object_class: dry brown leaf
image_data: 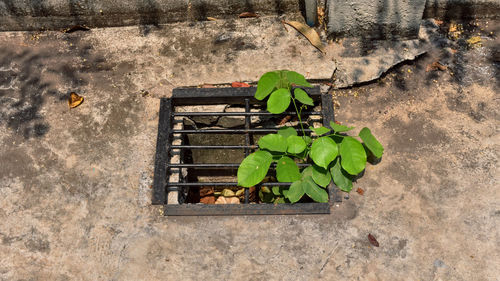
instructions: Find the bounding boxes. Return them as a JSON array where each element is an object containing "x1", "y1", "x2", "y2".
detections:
[
  {"x1": 239, "y1": 12, "x2": 259, "y2": 18},
  {"x1": 279, "y1": 115, "x2": 292, "y2": 125},
  {"x1": 200, "y1": 196, "x2": 215, "y2": 204},
  {"x1": 215, "y1": 196, "x2": 240, "y2": 204},
  {"x1": 356, "y1": 188, "x2": 365, "y2": 195},
  {"x1": 206, "y1": 17, "x2": 217, "y2": 21},
  {"x1": 68, "y1": 92, "x2": 84, "y2": 108},
  {"x1": 368, "y1": 233, "x2": 379, "y2": 247},
  {"x1": 284, "y1": 21, "x2": 325, "y2": 53},
  {"x1": 426, "y1": 61, "x2": 448, "y2": 72},
  {"x1": 231, "y1": 82, "x2": 250, "y2": 88},
  {"x1": 466, "y1": 36, "x2": 482, "y2": 46}
]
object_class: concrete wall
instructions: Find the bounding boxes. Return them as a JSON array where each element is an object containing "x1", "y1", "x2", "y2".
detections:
[
  {"x1": 326, "y1": 0, "x2": 427, "y2": 40},
  {"x1": 0, "y1": 0, "x2": 300, "y2": 31},
  {"x1": 0, "y1": 0, "x2": 499, "y2": 33},
  {"x1": 423, "y1": 0, "x2": 500, "y2": 19}
]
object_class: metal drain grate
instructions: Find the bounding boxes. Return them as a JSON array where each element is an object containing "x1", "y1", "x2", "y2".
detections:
[{"x1": 153, "y1": 87, "x2": 342, "y2": 216}]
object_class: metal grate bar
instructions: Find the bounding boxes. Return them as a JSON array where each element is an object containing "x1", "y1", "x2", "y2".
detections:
[
  {"x1": 172, "y1": 128, "x2": 312, "y2": 134},
  {"x1": 244, "y1": 98, "x2": 251, "y2": 204},
  {"x1": 173, "y1": 111, "x2": 321, "y2": 116},
  {"x1": 152, "y1": 98, "x2": 172, "y2": 205},
  {"x1": 167, "y1": 182, "x2": 293, "y2": 186},
  {"x1": 171, "y1": 145, "x2": 258, "y2": 149},
  {"x1": 167, "y1": 163, "x2": 311, "y2": 168}
]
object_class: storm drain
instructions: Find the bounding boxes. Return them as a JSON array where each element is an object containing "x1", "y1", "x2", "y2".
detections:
[{"x1": 152, "y1": 87, "x2": 342, "y2": 216}]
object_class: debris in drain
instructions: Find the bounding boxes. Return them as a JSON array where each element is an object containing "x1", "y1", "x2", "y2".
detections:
[{"x1": 215, "y1": 196, "x2": 240, "y2": 204}]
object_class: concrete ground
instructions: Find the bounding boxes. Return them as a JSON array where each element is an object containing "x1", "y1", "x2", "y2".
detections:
[{"x1": 0, "y1": 16, "x2": 499, "y2": 280}]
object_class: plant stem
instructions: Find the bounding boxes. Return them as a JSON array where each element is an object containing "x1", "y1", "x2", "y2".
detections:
[{"x1": 291, "y1": 95, "x2": 306, "y2": 137}]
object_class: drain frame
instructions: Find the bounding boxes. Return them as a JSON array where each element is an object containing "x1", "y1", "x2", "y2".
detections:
[{"x1": 153, "y1": 87, "x2": 342, "y2": 216}]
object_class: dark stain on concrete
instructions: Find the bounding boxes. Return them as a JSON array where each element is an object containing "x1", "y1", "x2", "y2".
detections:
[
  {"x1": 384, "y1": 116, "x2": 449, "y2": 154},
  {"x1": 24, "y1": 228, "x2": 50, "y2": 253}
]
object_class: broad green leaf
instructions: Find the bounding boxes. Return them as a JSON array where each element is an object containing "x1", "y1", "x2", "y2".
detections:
[
  {"x1": 303, "y1": 176, "x2": 329, "y2": 203},
  {"x1": 277, "y1": 126, "x2": 297, "y2": 139},
  {"x1": 294, "y1": 88, "x2": 314, "y2": 106},
  {"x1": 259, "y1": 190, "x2": 274, "y2": 203},
  {"x1": 340, "y1": 137, "x2": 367, "y2": 175},
  {"x1": 303, "y1": 136, "x2": 312, "y2": 144},
  {"x1": 329, "y1": 121, "x2": 354, "y2": 133},
  {"x1": 275, "y1": 197, "x2": 287, "y2": 204},
  {"x1": 267, "y1": 88, "x2": 291, "y2": 114},
  {"x1": 255, "y1": 71, "x2": 280, "y2": 100},
  {"x1": 286, "y1": 136, "x2": 306, "y2": 154},
  {"x1": 329, "y1": 158, "x2": 353, "y2": 192},
  {"x1": 276, "y1": 156, "x2": 301, "y2": 182},
  {"x1": 272, "y1": 186, "x2": 289, "y2": 196},
  {"x1": 301, "y1": 166, "x2": 313, "y2": 178},
  {"x1": 309, "y1": 126, "x2": 330, "y2": 136},
  {"x1": 359, "y1": 127, "x2": 384, "y2": 158},
  {"x1": 310, "y1": 137, "x2": 338, "y2": 169},
  {"x1": 260, "y1": 186, "x2": 271, "y2": 193},
  {"x1": 286, "y1": 71, "x2": 312, "y2": 87},
  {"x1": 258, "y1": 134, "x2": 287, "y2": 153},
  {"x1": 312, "y1": 165, "x2": 331, "y2": 187},
  {"x1": 286, "y1": 180, "x2": 305, "y2": 203},
  {"x1": 237, "y1": 150, "x2": 273, "y2": 187}
]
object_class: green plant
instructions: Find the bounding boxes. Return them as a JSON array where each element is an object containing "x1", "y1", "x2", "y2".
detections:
[{"x1": 237, "y1": 70, "x2": 384, "y2": 203}]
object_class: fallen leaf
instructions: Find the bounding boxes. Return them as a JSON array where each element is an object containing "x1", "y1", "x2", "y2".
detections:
[
  {"x1": 206, "y1": 17, "x2": 217, "y2": 21},
  {"x1": 356, "y1": 188, "x2": 364, "y2": 195},
  {"x1": 221, "y1": 189, "x2": 235, "y2": 197},
  {"x1": 448, "y1": 23, "x2": 459, "y2": 33},
  {"x1": 231, "y1": 82, "x2": 250, "y2": 87},
  {"x1": 200, "y1": 196, "x2": 215, "y2": 204},
  {"x1": 235, "y1": 189, "x2": 245, "y2": 197},
  {"x1": 63, "y1": 25, "x2": 90, "y2": 33},
  {"x1": 466, "y1": 36, "x2": 482, "y2": 46},
  {"x1": 284, "y1": 21, "x2": 325, "y2": 53},
  {"x1": 68, "y1": 92, "x2": 84, "y2": 108},
  {"x1": 199, "y1": 187, "x2": 214, "y2": 197},
  {"x1": 239, "y1": 12, "x2": 259, "y2": 18},
  {"x1": 368, "y1": 234, "x2": 379, "y2": 247},
  {"x1": 279, "y1": 115, "x2": 292, "y2": 125},
  {"x1": 334, "y1": 121, "x2": 342, "y2": 125},
  {"x1": 426, "y1": 61, "x2": 448, "y2": 72},
  {"x1": 215, "y1": 196, "x2": 240, "y2": 204}
]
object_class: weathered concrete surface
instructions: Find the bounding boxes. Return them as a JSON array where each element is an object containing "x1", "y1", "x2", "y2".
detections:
[
  {"x1": 1, "y1": 18, "x2": 499, "y2": 280},
  {"x1": 332, "y1": 38, "x2": 428, "y2": 88},
  {"x1": 0, "y1": 0, "x2": 300, "y2": 31},
  {"x1": 0, "y1": 15, "x2": 335, "y2": 98},
  {"x1": 327, "y1": 0, "x2": 427, "y2": 40}
]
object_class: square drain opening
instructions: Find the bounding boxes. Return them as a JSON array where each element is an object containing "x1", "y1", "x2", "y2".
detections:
[{"x1": 153, "y1": 87, "x2": 342, "y2": 216}]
